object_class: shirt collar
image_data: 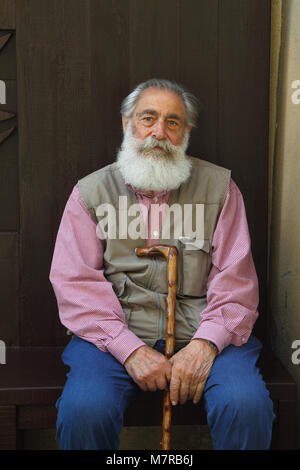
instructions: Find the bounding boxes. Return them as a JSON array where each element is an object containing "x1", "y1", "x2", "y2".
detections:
[{"x1": 125, "y1": 182, "x2": 169, "y2": 200}]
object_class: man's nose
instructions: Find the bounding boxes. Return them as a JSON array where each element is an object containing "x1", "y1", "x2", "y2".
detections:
[{"x1": 151, "y1": 120, "x2": 167, "y2": 140}]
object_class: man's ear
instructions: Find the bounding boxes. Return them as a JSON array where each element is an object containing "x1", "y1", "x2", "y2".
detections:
[{"x1": 122, "y1": 115, "x2": 129, "y2": 133}]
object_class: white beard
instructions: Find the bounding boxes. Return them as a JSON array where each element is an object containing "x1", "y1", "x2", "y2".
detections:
[{"x1": 116, "y1": 122, "x2": 192, "y2": 192}]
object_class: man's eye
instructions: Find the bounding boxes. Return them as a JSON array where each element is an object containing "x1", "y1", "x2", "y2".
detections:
[
  {"x1": 143, "y1": 116, "x2": 153, "y2": 122},
  {"x1": 168, "y1": 120, "x2": 177, "y2": 126}
]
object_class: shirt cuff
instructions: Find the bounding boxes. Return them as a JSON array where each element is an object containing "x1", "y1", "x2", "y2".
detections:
[
  {"x1": 104, "y1": 328, "x2": 146, "y2": 365},
  {"x1": 192, "y1": 321, "x2": 234, "y2": 354}
]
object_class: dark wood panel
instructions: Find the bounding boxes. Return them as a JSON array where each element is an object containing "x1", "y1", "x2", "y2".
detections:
[
  {"x1": 129, "y1": 0, "x2": 220, "y2": 165},
  {"x1": 0, "y1": 233, "x2": 19, "y2": 346},
  {"x1": 129, "y1": 0, "x2": 179, "y2": 85},
  {"x1": 16, "y1": 0, "x2": 129, "y2": 346},
  {"x1": 179, "y1": 0, "x2": 219, "y2": 162},
  {"x1": 0, "y1": 347, "x2": 67, "y2": 405},
  {"x1": 0, "y1": 405, "x2": 16, "y2": 450},
  {"x1": 0, "y1": 30, "x2": 18, "y2": 232},
  {"x1": 0, "y1": 348, "x2": 296, "y2": 450},
  {"x1": 14, "y1": 0, "x2": 271, "y2": 347},
  {"x1": 87, "y1": 0, "x2": 130, "y2": 173},
  {"x1": 218, "y1": 0, "x2": 271, "y2": 340},
  {"x1": 0, "y1": 31, "x2": 16, "y2": 79},
  {"x1": 0, "y1": 128, "x2": 18, "y2": 230},
  {"x1": 0, "y1": 0, "x2": 15, "y2": 29},
  {"x1": 0, "y1": 77, "x2": 19, "y2": 231},
  {"x1": 18, "y1": 405, "x2": 57, "y2": 430},
  {"x1": 218, "y1": 0, "x2": 271, "y2": 179}
]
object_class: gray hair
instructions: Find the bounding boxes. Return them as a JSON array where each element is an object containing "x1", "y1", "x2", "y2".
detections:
[{"x1": 120, "y1": 79, "x2": 199, "y2": 127}]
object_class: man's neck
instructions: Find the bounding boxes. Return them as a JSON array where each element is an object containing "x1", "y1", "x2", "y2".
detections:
[{"x1": 125, "y1": 183, "x2": 169, "y2": 199}]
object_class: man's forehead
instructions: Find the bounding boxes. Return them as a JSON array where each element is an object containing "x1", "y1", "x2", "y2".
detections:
[{"x1": 134, "y1": 87, "x2": 186, "y2": 117}]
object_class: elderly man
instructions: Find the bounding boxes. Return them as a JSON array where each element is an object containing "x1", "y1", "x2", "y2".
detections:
[{"x1": 50, "y1": 79, "x2": 275, "y2": 450}]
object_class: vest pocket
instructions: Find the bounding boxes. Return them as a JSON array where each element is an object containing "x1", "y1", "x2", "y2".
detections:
[
  {"x1": 112, "y1": 276, "x2": 127, "y2": 297},
  {"x1": 181, "y1": 244, "x2": 211, "y2": 297},
  {"x1": 113, "y1": 275, "x2": 160, "y2": 341},
  {"x1": 112, "y1": 277, "x2": 131, "y2": 323}
]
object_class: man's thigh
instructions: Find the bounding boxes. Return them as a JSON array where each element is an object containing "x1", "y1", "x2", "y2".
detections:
[
  {"x1": 58, "y1": 335, "x2": 139, "y2": 414},
  {"x1": 202, "y1": 334, "x2": 275, "y2": 449},
  {"x1": 205, "y1": 334, "x2": 263, "y2": 387},
  {"x1": 203, "y1": 334, "x2": 269, "y2": 407}
]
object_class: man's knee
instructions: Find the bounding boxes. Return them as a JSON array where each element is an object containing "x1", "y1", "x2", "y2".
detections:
[
  {"x1": 206, "y1": 378, "x2": 275, "y2": 449},
  {"x1": 56, "y1": 388, "x2": 124, "y2": 450},
  {"x1": 57, "y1": 390, "x2": 120, "y2": 431},
  {"x1": 210, "y1": 378, "x2": 274, "y2": 421}
]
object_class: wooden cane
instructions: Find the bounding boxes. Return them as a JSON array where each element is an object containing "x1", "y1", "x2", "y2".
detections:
[{"x1": 135, "y1": 244, "x2": 178, "y2": 450}]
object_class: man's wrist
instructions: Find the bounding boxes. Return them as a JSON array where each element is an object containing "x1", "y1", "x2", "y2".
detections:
[
  {"x1": 200, "y1": 339, "x2": 219, "y2": 354},
  {"x1": 191, "y1": 338, "x2": 219, "y2": 354}
]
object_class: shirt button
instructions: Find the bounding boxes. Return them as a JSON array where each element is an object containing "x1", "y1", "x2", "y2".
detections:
[
  {"x1": 153, "y1": 231, "x2": 159, "y2": 237},
  {"x1": 242, "y1": 337, "x2": 245, "y2": 343},
  {"x1": 153, "y1": 196, "x2": 158, "y2": 202}
]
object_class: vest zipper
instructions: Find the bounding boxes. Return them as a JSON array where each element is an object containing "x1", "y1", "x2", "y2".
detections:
[
  {"x1": 146, "y1": 258, "x2": 157, "y2": 290},
  {"x1": 146, "y1": 258, "x2": 165, "y2": 340},
  {"x1": 156, "y1": 292, "x2": 165, "y2": 340}
]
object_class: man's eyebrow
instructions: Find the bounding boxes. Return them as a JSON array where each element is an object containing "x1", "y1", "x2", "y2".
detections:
[
  {"x1": 166, "y1": 113, "x2": 182, "y2": 121},
  {"x1": 136, "y1": 109, "x2": 158, "y2": 118},
  {"x1": 136, "y1": 110, "x2": 183, "y2": 121}
]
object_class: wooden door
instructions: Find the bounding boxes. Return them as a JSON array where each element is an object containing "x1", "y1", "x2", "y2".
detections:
[{"x1": 0, "y1": 0, "x2": 270, "y2": 348}]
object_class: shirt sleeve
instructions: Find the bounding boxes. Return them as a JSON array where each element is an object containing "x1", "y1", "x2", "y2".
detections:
[
  {"x1": 192, "y1": 179, "x2": 259, "y2": 353},
  {"x1": 49, "y1": 184, "x2": 146, "y2": 364}
]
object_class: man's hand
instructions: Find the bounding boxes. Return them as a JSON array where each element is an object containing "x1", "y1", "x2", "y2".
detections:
[
  {"x1": 169, "y1": 339, "x2": 217, "y2": 406},
  {"x1": 124, "y1": 345, "x2": 172, "y2": 392}
]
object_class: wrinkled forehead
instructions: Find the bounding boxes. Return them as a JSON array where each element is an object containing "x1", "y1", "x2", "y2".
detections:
[{"x1": 133, "y1": 87, "x2": 187, "y2": 121}]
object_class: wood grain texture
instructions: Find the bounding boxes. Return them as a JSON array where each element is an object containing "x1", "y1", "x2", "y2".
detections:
[
  {"x1": 14, "y1": 0, "x2": 270, "y2": 346},
  {"x1": 0, "y1": 347, "x2": 295, "y2": 449},
  {"x1": 0, "y1": 0, "x2": 15, "y2": 29},
  {"x1": 0, "y1": 32, "x2": 16, "y2": 79},
  {"x1": 17, "y1": 405, "x2": 57, "y2": 430},
  {"x1": 0, "y1": 126, "x2": 15, "y2": 143},
  {"x1": 129, "y1": 0, "x2": 179, "y2": 85},
  {"x1": 16, "y1": 0, "x2": 129, "y2": 346},
  {"x1": 0, "y1": 33, "x2": 12, "y2": 51},
  {"x1": 0, "y1": 79, "x2": 19, "y2": 232},
  {"x1": 135, "y1": 244, "x2": 178, "y2": 450},
  {"x1": 0, "y1": 31, "x2": 18, "y2": 232},
  {"x1": 0, "y1": 405, "x2": 16, "y2": 450},
  {"x1": 0, "y1": 110, "x2": 15, "y2": 120},
  {"x1": 0, "y1": 233, "x2": 19, "y2": 346},
  {"x1": 218, "y1": 0, "x2": 271, "y2": 338},
  {"x1": 179, "y1": 0, "x2": 219, "y2": 161}
]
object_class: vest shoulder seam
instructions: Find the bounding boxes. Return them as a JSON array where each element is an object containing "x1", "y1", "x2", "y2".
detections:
[
  {"x1": 188, "y1": 156, "x2": 231, "y2": 174},
  {"x1": 78, "y1": 162, "x2": 120, "y2": 183}
]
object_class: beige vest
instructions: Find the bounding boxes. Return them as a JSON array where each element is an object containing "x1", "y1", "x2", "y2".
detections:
[{"x1": 78, "y1": 157, "x2": 231, "y2": 350}]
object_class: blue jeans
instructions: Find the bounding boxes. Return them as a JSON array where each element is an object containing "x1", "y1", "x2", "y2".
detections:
[{"x1": 56, "y1": 335, "x2": 275, "y2": 450}]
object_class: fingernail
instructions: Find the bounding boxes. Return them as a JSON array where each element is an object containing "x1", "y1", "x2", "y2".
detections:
[{"x1": 171, "y1": 401, "x2": 177, "y2": 406}]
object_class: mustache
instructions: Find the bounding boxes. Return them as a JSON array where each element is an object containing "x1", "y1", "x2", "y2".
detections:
[{"x1": 137, "y1": 137, "x2": 175, "y2": 155}]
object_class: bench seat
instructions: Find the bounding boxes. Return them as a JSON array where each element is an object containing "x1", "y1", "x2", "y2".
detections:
[{"x1": 0, "y1": 346, "x2": 296, "y2": 449}]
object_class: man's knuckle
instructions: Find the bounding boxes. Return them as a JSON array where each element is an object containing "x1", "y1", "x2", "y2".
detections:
[{"x1": 137, "y1": 372, "x2": 147, "y2": 383}]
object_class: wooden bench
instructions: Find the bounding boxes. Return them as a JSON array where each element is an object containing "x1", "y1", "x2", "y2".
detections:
[{"x1": 0, "y1": 346, "x2": 296, "y2": 450}]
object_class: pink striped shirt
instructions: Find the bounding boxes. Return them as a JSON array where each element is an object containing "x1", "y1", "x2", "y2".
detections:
[{"x1": 49, "y1": 179, "x2": 259, "y2": 364}]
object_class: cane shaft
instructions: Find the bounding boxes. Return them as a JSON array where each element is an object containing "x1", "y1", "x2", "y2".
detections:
[
  {"x1": 161, "y1": 390, "x2": 172, "y2": 450},
  {"x1": 135, "y1": 244, "x2": 178, "y2": 451}
]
